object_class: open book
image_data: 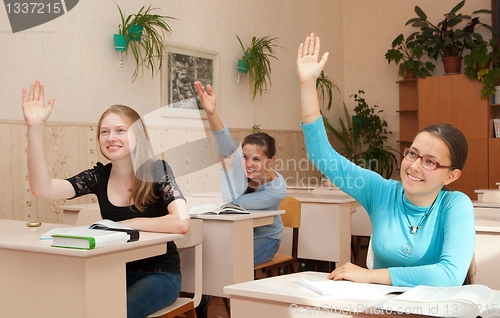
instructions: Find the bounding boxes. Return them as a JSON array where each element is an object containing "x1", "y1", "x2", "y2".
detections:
[
  {"x1": 40, "y1": 220, "x2": 139, "y2": 242},
  {"x1": 298, "y1": 277, "x2": 409, "y2": 298},
  {"x1": 189, "y1": 202, "x2": 249, "y2": 215},
  {"x1": 380, "y1": 285, "x2": 500, "y2": 318}
]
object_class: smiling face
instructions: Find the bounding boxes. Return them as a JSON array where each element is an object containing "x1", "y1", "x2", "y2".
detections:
[
  {"x1": 241, "y1": 143, "x2": 275, "y2": 182},
  {"x1": 98, "y1": 112, "x2": 133, "y2": 162},
  {"x1": 400, "y1": 131, "x2": 461, "y2": 206}
]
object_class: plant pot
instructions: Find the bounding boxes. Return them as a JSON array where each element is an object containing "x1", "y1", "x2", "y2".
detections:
[
  {"x1": 238, "y1": 59, "x2": 248, "y2": 73},
  {"x1": 442, "y1": 56, "x2": 463, "y2": 74},
  {"x1": 128, "y1": 25, "x2": 143, "y2": 41},
  {"x1": 113, "y1": 34, "x2": 128, "y2": 51},
  {"x1": 405, "y1": 68, "x2": 416, "y2": 79}
]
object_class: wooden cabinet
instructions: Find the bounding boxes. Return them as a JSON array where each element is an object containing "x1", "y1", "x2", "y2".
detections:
[{"x1": 398, "y1": 74, "x2": 491, "y2": 199}]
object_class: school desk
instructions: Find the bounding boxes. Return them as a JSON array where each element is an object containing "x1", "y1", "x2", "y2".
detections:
[
  {"x1": 61, "y1": 200, "x2": 285, "y2": 298},
  {"x1": 474, "y1": 205, "x2": 500, "y2": 289},
  {"x1": 223, "y1": 271, "x2": 420, "y2": 318},
  {"x1": 0, "y1": 219, "x2": 182, "y2": 318},
  {"x1": 191, "y1": 192, "x2": 363, "y2": 268}
]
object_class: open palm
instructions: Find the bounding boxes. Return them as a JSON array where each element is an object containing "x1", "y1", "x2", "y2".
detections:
[
  {"x1": 297, "y1": 33, "x2": 329, "y2": 83},
  {"x1": 194, "y1": 81, "x2": 216, "y2": 115},
  {"x1": 22, "y1": 81, "x2": 54, "y2": 127}
]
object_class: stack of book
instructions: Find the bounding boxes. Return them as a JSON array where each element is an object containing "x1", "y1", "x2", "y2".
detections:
[{"x1": 494, "y1": 118, "x2": 500, "y2": 138}]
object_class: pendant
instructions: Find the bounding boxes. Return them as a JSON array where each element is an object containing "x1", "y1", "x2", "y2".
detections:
[{"x1": 411, "y1": 226, "x2": 417, "y2": 234}]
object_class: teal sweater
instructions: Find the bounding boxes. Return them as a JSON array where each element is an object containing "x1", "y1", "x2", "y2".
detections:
[
  {"x1": 302, "y1": 117, "x2": 475, "y2": 287},
  {"x1": 212, "y1": 125, "x2": 286, "y2": 240}
]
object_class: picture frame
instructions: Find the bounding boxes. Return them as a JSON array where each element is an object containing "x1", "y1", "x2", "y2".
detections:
[{"x1": 161, "y1": 43, "x2": 219, "y2": 119}]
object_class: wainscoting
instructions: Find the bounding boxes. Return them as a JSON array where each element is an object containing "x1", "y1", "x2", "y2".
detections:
[{"x1": 0, "y1": 120, "x2": 320, "y2": 223}]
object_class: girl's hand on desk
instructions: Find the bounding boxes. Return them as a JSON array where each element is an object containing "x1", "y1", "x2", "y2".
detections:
[
  {"x1": 327, "y1": 262, "x2": 392, "y2": 285},
  {"x1": 22, "y1": 81, "x2": 55, "y2": 127}
]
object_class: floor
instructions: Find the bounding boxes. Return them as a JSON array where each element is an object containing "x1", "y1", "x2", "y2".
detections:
[{"x1": 190, "y1": 235, "x2": 371, "y2": 318}]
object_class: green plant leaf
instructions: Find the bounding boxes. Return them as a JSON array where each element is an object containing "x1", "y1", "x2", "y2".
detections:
[
  {"x1": 415, "y1": 6, "x2": 427, "y2": 21},
  {"x1": 451, "y1": 0, "x2": 465, "y2": 14}
]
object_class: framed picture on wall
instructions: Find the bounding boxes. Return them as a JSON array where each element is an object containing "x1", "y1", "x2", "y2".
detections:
[{"x1": 161, "y1": 44, "x2": 219, "y2": 119}]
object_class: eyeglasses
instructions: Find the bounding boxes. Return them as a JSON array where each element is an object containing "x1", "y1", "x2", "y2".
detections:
[{"x1": 403, "y1": 148, "x2": 454, "y2": 171}]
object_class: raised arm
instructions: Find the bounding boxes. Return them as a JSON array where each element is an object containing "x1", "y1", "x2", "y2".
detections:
[
  {"x1": 194, "y1": 81, "x2": 223, "y2": 131},
  {"x1": 297, "y1": 33, "x2": 329, "y2": 124},
  {"x1": 22, "y1": 81, "x2": 76, "y2": 199}
]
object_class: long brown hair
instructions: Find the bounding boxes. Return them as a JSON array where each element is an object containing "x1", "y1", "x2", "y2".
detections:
[{"x1": 97, "y1": 105, "x2": 158, "y2": 212}]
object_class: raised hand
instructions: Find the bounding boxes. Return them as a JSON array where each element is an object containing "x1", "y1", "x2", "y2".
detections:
[
  {"x1": 22, "y1": 81, "x2": 55, "y2": 127},
  {"x1": 194, "y1": 81, "x2": 216, "y2": 115},
  {"x1": 297, "y1": 33, "x2": 329, "y2": 84}
]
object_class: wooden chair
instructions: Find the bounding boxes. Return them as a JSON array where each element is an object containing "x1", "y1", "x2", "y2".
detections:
[
  {"x1": 254, "y1": 196, "x2": 301, "y2": 277},
  {"x1": 147, "y1": 219, "x2": 203, "y2": 318}
]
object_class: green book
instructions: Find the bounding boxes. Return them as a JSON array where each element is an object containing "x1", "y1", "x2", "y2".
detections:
[{"x1": 51, "y1": 228, "x2": 129, "y2": 250}]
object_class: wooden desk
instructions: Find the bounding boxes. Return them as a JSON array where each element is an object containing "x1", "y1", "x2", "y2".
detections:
[
  {"x1": 474, "y1": 206, "x2": 500, "y2": 289},
  {"x1": 185, "y1": 195, "x2": 284, "y2": 297},
  {"x1": 288, "y1": 193, "x2": 359, "y2": 266},
  {"x1": 190, "y1": 192, "x2": 365, "y2": 267},
  {"x1": 0, "y1": 219, "x2": 182, "y2": 318},
  {"x1": 223, "y1": 272, "x2": 419, "y2": 317}
]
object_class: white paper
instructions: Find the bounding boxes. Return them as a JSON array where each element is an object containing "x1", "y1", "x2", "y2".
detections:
[{"x1": 298, "y1": 277, "x2": 410, "y2": 298}]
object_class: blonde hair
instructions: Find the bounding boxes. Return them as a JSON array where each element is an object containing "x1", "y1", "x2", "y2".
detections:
[{"x1": 97, "y1": 105, "x2": 159, "y2": 212}]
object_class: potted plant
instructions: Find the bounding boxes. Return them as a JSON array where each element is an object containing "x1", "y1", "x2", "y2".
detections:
[
  {"x1": 323, "y1": 91, "x2": 398, "y2": 179},
  {"x1": 406, "y1": 0, "x2": 493, "y2": 74},
  {"x1": 385, "y1": 34, "x2": 435, "y2": 79},
  {"x1": 236, "y1": 35, "x2": 280, "y2": 100},
  {"x1": 316, "y1": 71, "x2": 340, "y2": 110},
  {"x1": 115, "y1": 4, "x2": 175, "y2": 82},
  {"x1": 464, "y1": 38, "x2": 500, "y2": 98}
]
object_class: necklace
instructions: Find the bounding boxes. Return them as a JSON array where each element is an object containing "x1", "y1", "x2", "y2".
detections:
[{"x1": 401, "y1": 190, "x2": 437, "y2": 234}]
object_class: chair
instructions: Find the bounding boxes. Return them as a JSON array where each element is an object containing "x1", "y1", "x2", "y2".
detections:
[
  {"x1": 147, "y1": 219, "x2": 203, "y2": 318},
  {"x1": 254, "y1": 196, "x2": 301, "y2": 277},
  {"x1": 365, "y1": 237, "x2": 477, "y2": 285}
]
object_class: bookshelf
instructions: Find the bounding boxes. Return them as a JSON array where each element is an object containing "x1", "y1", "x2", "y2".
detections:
[{"x1": 398, "y1": 74, "x2": 490, "y2": 198}]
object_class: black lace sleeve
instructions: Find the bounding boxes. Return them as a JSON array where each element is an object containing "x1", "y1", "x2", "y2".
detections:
[
  {"x1": 66, "y1": 163, "x2": 104, "y2": 198},
  {"x1": 152, "y1": 160, "x2": 185, "y2": 209}
]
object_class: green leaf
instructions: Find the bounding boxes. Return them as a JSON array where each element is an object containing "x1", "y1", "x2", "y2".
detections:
[
  {"x1": 451, "y1": 1, "x2": 465, "y2": 14},
  {"x1": 415, "y1": 6, "x2": 427, "y2": 20}
]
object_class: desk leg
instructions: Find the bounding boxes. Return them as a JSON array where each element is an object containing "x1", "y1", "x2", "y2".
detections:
[
  {"x1": 200, "y1": 219, "x2": 254, "y2": 297},
  {"x1": 297, "y1": 203, "x2": 352, "y2": 266}
]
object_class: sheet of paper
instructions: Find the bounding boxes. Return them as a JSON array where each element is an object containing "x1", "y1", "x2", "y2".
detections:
[{"x1": 298, "y1": 277, "x2": 410, "y2": 298}]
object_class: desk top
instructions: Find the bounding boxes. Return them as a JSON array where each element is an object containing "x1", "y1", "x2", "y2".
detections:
[
  {"x1": 191, "y1": 210, "x2": 284, "y2": 221},
  {"x1": 473, "y1": 201, "x2": 500, "y2": 208},
  {"x1": 192, "y1": 192, "x2": 357, "y2": 204},
  {"x1": 60, "y1": 203, "x2": 99, "y2": 211},
  {"x1": 224, "y1": 272, "x2": 395, "y2": 310},
  {"x1": 289, "y1": 192, "x2": 357, "y2": 203},
  {"x1": 0, "y1": 219, "x2": 182, "y2": 258}
]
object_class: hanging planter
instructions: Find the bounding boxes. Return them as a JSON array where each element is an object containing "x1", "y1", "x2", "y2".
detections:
[
  {"x1": 127, "y1": 25, "x2": 143, "y2": 41},
  {"x1": 115, "y1": 4, "x2": 175, "y2": 81},
  {"x1": 238, "y1": 58, "x2": 248, "y2": 73},
  {"x1": 236, "y1": 35, "x2": 280, "y2": 100},
  {"x1": 113, "y1": 34, "x2": 128, "y2": 51}
]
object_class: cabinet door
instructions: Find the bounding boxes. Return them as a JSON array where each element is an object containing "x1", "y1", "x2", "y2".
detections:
[
  {"x1": 451, "y1": 75, "x2": 488, "y2": 140},
  {"x1": 447, "y1": 139, "x2": 488, "y2": 199},
  {"x1": 418, "y1": 76, "x2": 452, "y2": 129}
]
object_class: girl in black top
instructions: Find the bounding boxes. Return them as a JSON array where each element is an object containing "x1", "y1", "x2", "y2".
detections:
[{"x1": 22, "y1": 81, "x2": 190, "y2": 318}]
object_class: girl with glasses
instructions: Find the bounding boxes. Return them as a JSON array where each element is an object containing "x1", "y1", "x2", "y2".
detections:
[{"x1": 296, "y1": 34, "x2": 473, "y2": 287}]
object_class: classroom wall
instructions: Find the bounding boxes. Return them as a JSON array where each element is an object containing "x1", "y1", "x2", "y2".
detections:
[{"x1": 0, "y1": 0, "x2": 493, "y2": 221}]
